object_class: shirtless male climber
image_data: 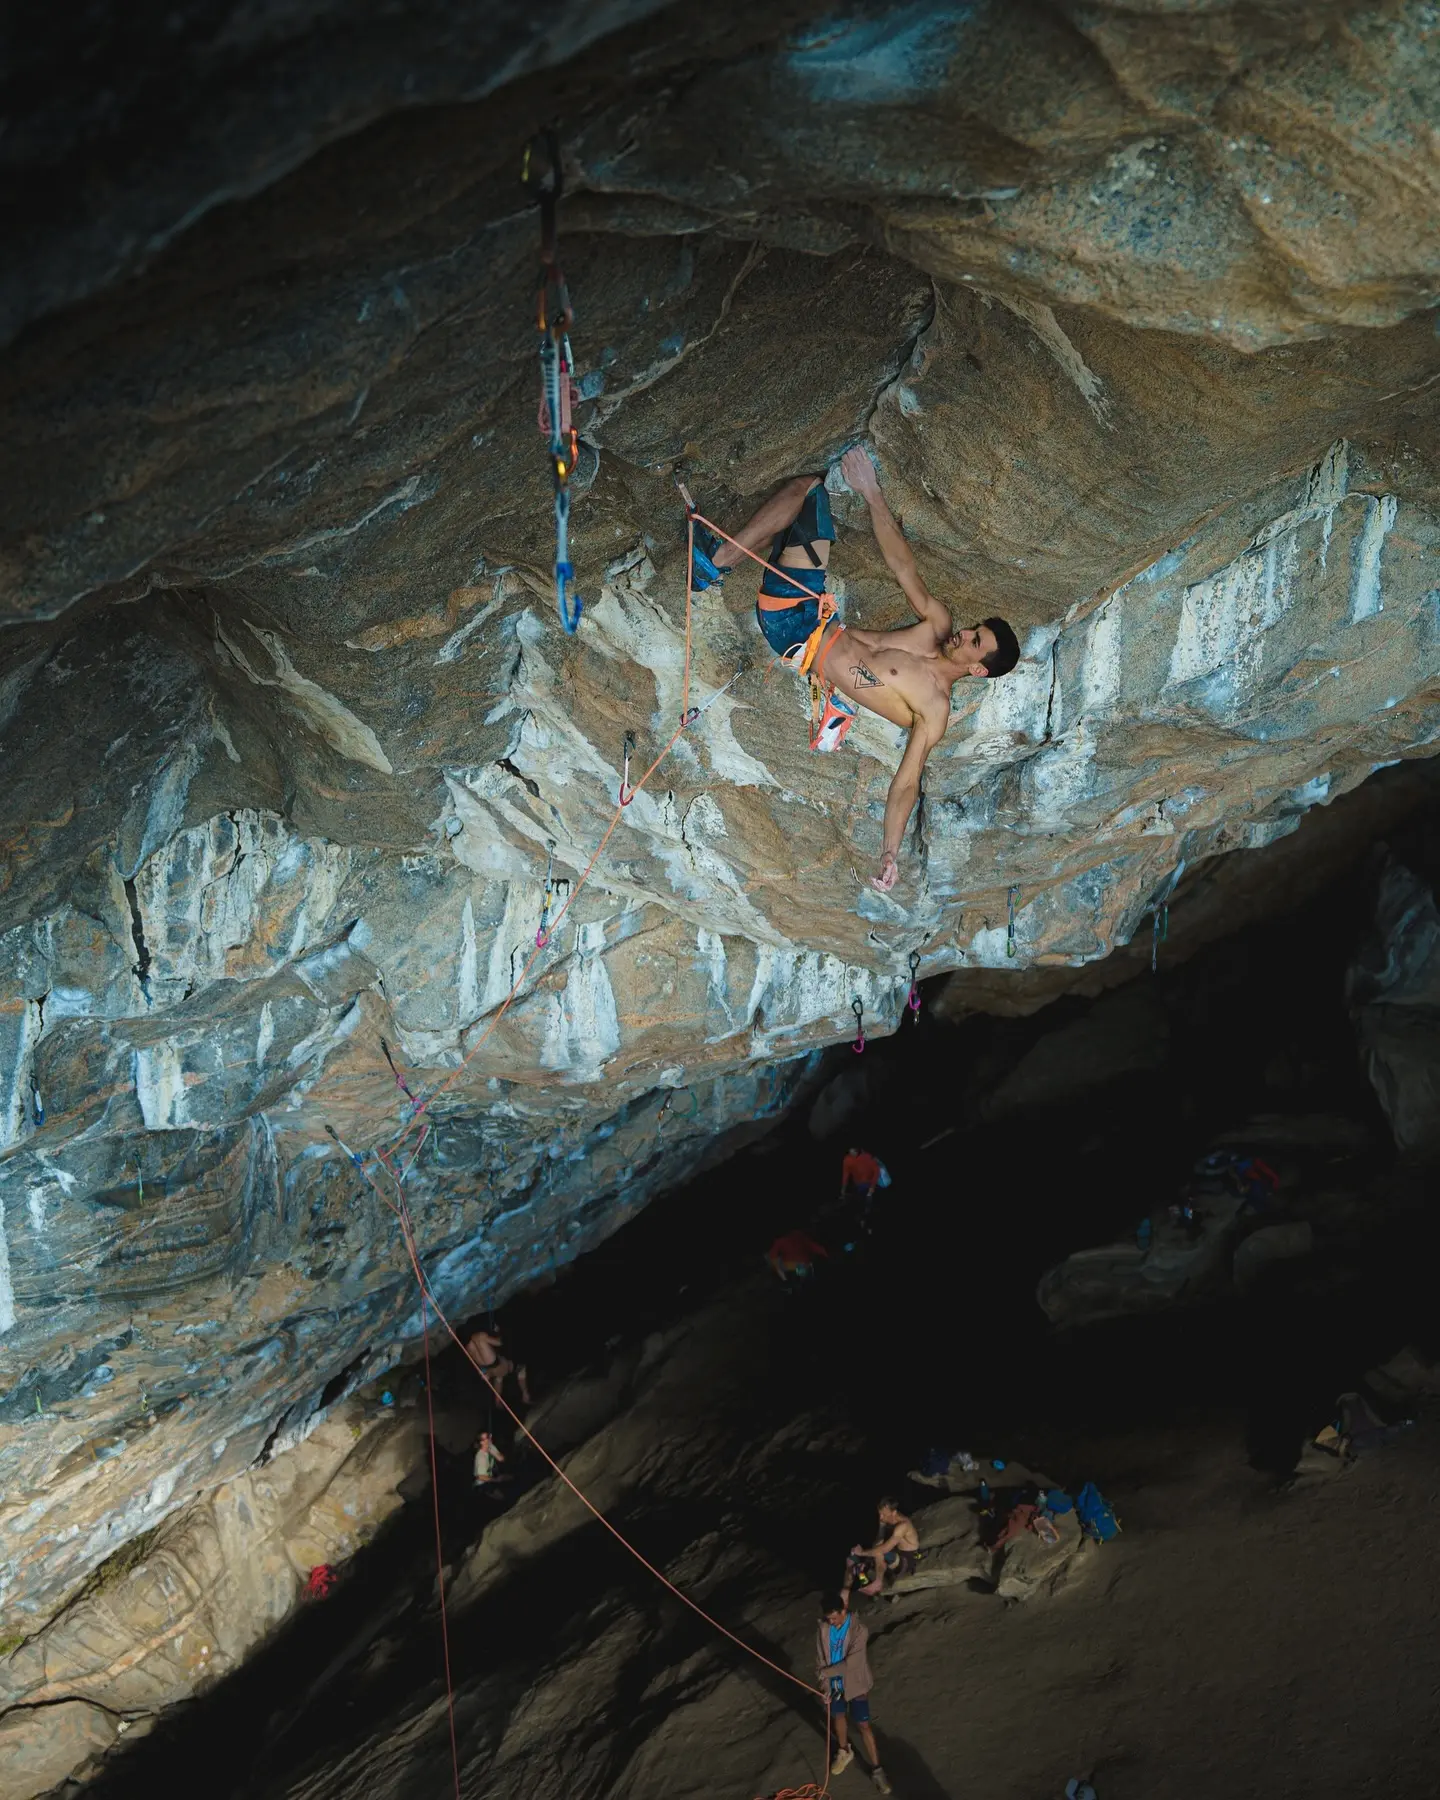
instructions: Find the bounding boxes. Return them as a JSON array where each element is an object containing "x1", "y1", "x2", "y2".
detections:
[
  {"x1": 464, "y1": 1324, "x2": 532, "y2": 1407},
  {"x1": 690, "y1": 447, "x2": 1019, "y2": 892},
  {"x1": 846, "y1": 1496, "x2": 921, "y2": 1600}
]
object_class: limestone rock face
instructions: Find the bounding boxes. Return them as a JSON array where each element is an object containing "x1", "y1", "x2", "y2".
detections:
[
  {"x1": 3, "y1": 0, "x2": 1440, "y2": 1662},
  {"x1": 0, "y1": 1396, "x2": 430, "y2": 1800}
]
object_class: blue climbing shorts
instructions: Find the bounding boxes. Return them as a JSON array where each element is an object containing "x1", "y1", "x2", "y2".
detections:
[
  {"x1": 755, "y1": 572, "x2": 827, "y2": 656},
  {"x1": 755, "y1": 484, "x2": 836, "y2": 653},
  {"x1": 829, "y1": 1692, "x2": 871, "y2": 1723},
  {"x1": 774, "y1": 483, "x2": 836, "y2": 559}
]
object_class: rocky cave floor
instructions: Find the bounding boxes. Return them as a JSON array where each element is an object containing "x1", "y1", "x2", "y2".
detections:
[{"x1": 65, "y1": 807, "x2": 1440, "y2": 1800}]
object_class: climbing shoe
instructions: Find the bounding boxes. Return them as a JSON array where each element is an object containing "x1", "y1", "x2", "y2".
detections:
[
  {"x1": 871, "y1": 1770, "x2": 892, "y2": 1795},
  {"x1": 688, "y1": 521, "x2": 727, "y2": 590},
  {"x1": 830, "y1": 1747, "x2": 855, "y2": 1776}
]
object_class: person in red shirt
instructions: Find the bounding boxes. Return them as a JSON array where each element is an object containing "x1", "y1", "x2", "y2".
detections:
[
  {"x1": 766, "y1": 1228, "x2": 829, "y2": 1289},
  {"x1": 840, "y1": 1148, "x2": 884, "y2": 1203}
]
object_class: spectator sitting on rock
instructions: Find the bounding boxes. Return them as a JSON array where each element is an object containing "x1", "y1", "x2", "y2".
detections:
[
  {"x1": 847, "y1": 1497, "x2": 920, "y2": 1600},
  {"x1": 472, "y1": 1430, "x2": 506, "y2": 1486}
]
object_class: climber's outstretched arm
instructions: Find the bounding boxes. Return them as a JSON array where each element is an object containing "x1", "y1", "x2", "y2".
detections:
[
  {"x1": 840, "y1": 448, "x2": 950, "y2": 640},
  {"x1": 873, "y1": 707, "x2": 944, "y2": 892}
]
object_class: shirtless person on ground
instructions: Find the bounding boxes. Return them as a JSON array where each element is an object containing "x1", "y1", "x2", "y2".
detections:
[
  {"x1": 464, "y1": 1325, "x2": 532, "y2": 1406},
  {"x1": 847, "y1": 1497, "x2": 921, "y2": 1600},
  {"x1": 690, "y1": 447, "x2": 1019, "y2": 892}
]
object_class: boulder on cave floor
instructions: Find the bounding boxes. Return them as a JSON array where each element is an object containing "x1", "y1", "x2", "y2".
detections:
[
  {"x1": 1033, "y1": 1112, "x2": 1387, "y2": 1329},
  {"x1": 1037, "y1": 1199, "x2": 1242, "y2": 1330},
  {"x1": 1366, "y1": 1345, "x2": 1440, "y2": 1408},
  {"x1": 884, "y1": 1461, "x2": 1090, "y2": 1607}
]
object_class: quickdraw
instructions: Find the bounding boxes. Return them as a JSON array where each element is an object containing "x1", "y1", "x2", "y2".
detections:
[
  {"x1": 324, "y1": 1122, "x2": 367, "y2": 1175},
  {"x1": 1006, "y1": 886, "x2": 1019, "y2": 959},
  {"x1": 523, "y1": 129, "x2": 583, "y2": 635},
  {"x1": 1151, "y1": 901, "x2": 1169, "y2": 973},
  {"x1": 380, "y1": 1036, "x2": 418, "y2": 1105},
  {"x1": 851, "y1": 997, "x2": 866, "y2": 1055},
  {"x1": 303, "y1": 1564, "x2": 336, "y2": 1601},
  {"x1": 1147, "y1": 860, "x2": 1184, "y2": 974},
  {"x1": 906, "y1": 950, "x2": 922, "y2": 1019},
  {"x1": 536, "y1": 841, "x2": 557, "y2": 947},
  {"x1": 658, "y1": 1089, "x2": 700, "y2": 1129},
  {"x1": 619, "y1": 731, "x2": 637, "y2": 806}
]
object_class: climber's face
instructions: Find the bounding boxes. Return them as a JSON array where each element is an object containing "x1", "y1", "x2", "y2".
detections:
[{"x1": 945, "y1": 622, "x2": 997, "y2": 678}]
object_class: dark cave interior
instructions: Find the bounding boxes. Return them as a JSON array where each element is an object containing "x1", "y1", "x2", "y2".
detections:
[{"x1": 77, "y1": 770, "x2": 1440, "y2": 1800}]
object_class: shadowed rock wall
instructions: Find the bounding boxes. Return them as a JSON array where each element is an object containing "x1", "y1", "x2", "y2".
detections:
[{"x1": 3, "y1": 0, "x2": 1440, "y2": 1650}]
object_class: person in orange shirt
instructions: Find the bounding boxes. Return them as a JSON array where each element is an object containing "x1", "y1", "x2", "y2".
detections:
[
  {"x1": 839, "y1": 1148, "x2": 884, "y2": 1203},
  {"x1": 766, "y1": 1228, "x2": 830, "y2": 1290}
]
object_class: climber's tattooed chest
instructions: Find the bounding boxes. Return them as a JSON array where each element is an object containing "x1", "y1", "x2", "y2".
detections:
[{"x1": 849, "y1": 661, "x2": 883, "y2": 688}]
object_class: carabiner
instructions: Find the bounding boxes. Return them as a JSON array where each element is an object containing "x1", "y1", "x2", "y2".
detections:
[
  {"x1": 906, "y1": 950, "x2": 922, "y2": 1017},
  {"x1": 521, "y1": 128, "x2": 564, "y2": 264},
  {"x1": 556, "y1": 560, "x2": 582, "y2": 634},
  {"x1": 552, "y1": 486, "x2": 582, "y2": 634},
  {"x1": 536, "y1": 840, "x2": 557, "y2": 947},
  {"x1": 619, "y1": 730, "x2": 637, "y2": 806},
  {"x1": 379, "y1": 1036, "x2": 417, "y2": 1104},
  {"x1": 851, "y1": 996, "x2": 866, "y2": 1055},
  {"x1": 1150, "y1": 901, "x2": 1169, "y2": 974}
]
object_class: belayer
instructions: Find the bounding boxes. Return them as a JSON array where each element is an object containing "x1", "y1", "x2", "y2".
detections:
[{"x1": 690, "y1": 447, "x2": 1019, "y2": 892}]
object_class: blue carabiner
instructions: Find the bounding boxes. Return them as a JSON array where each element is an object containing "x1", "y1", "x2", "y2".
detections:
[{"x1": 556, "y1": 561, "x2": 583, "y2": 633}]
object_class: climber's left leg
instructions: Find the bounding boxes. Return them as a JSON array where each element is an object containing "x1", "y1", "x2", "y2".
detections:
[{"x1": 690, "y1": 474, "x2": 823, "y2": 588}]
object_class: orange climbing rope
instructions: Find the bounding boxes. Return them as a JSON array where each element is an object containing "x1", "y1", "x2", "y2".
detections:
[
  {"x1": 373, "y1": 511, "x2": 708, "y2": 1164},
  {"x1": 346, "y1": 1144, "x2": 833, "y2": 1797},
  {"x1": 315, "y1": 493, "x2": 896, "y2": 1795},
  {"x1": 376, "y1": 493, "x2": 856, "y2": 1169}
]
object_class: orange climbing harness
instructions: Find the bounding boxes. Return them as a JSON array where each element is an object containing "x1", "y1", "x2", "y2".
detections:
[{"x1": 686, "y1": 498, "x2": 858, "y2": 755}]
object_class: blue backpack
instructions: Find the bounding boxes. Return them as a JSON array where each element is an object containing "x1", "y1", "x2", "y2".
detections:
[{"x1": 1074, "y1": 1482, "x2": 1121, "y2": 1543}]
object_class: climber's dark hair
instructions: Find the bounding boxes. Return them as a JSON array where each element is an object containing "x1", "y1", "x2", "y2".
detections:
[
  {"x1": 981, "y1": 616, "x2": 1020, "y2": 678},
  {"x1": 820, "y1": 1591, "x2": 848, "y2": 1617}
]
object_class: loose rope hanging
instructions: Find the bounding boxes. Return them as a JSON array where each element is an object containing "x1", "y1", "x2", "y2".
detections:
[
  {"x1": 523, "y1": 128, "x2": 583, "y2": 634},
  {"x1": 339, "y1": 1144, "x2": 833, "y2": 1798}
]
